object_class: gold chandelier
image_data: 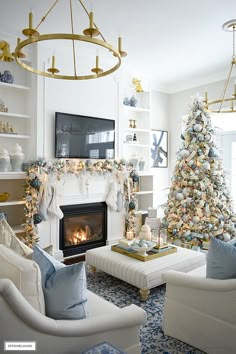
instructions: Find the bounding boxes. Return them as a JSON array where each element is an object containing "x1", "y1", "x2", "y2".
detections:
[
  {"x1": 204, "y1": 19, "x2": 236, "y2": 113},
  {"x1": 0, "y1": 0, "x2": 127, "y2": 80}
]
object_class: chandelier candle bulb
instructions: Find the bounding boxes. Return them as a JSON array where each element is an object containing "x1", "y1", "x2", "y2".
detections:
[
  {"x1": 96, "y1": 55, "x2": 99, "y2": 68},
  {"x1": 89, "y1": 12, "x2": 94, "y2": 28},
  {"x1": 52, "y1": 55, "x2": 55, "y2": 68},
  {"x1": 118, "y1": 37, "x2": 122, "y2": 52},
  {"x1": 29, "y1": 12, "x2": 33, "y2": 29}
]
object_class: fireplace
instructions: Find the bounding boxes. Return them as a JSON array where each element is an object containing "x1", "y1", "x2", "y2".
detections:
[{"x1": 59, "y1": 202, "x2": 107, "y2": 257}]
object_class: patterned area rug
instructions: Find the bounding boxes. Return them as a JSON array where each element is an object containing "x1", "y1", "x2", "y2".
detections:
[{"x1": 86, "y1": 268, "x2": 205, "y2": 354}]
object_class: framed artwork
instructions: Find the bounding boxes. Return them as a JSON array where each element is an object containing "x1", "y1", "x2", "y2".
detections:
[{"x1": 150, "y1": 130, "x2": 168, "y2": 168}]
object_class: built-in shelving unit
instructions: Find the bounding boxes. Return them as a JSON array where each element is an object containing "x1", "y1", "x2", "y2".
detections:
[
  {"x1": 0, "y1": 59, "x2": 34, "y2": 162},
  {"x1": 0, "y1": 172, "x2": 27, "y2": 234},
  {"x1": 119, "y1": 80, "x2": 154, "y2": 215}
]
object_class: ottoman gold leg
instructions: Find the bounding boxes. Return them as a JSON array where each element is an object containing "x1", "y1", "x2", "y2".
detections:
[
  {"x1": 139, "y1": 288, "x2": 150, "y2": 301},
  {"x1": 89, "y1": 265, "x2": 97, "y2": 272}
]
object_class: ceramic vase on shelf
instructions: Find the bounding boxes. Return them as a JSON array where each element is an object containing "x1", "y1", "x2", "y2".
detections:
[
  {"x1": 138, "y1": 157, "x2": 145, "y2": 171},
  {"x1": 10, "y1": 144, "x2": 24, "y2": 172},
  {"x1": 129, "y1": 152, "x2": 139, "y2": 170},
  {"x1": 0, "y1": 148, "x2": 11, "y2": 172},
  {"x1": 1, "y1": 70, "x2": 14, "y2": 84}
]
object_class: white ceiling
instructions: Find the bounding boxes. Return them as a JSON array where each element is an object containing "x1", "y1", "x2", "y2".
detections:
[{"x1": 1, "y1": 0, "x2": 236, "y2": 93}]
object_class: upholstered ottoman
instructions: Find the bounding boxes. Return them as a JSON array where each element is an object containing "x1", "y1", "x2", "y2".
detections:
[{"x1": 86, "y1": 245, "x2": 206, "y2": 300}]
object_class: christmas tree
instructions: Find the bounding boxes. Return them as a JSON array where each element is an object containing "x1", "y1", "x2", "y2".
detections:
[{"x1": 162, "y1": 96, "x2": 236, "y2": 249}]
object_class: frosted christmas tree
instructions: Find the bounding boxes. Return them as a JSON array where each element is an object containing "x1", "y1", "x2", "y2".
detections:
[{"x1": 162, "y1": 96, "x2": 236, "y2": 249}]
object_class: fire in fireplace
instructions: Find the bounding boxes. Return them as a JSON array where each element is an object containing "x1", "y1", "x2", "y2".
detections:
[{"x1": 59, "y1": 202, "x2": 107, "y2": 257}]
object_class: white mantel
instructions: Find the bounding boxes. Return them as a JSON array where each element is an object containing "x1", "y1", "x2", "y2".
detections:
[{"x1": 37, "y1": 174, "x2": 125, "y2": 260}]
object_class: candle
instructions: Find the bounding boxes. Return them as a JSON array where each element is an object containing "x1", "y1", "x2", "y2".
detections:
[
  {"x1": 29, "y1": 12, "x2": 33, "y2": 29},
  {"x1": 126, "y1": 230, "x2": 134, "y2": 240},
  {"x1": 89, "y1": 12, "x2": 94, "y2": 28},
  {"x1": 118, "y1": 37, "x2": 122, "y2": 52}
]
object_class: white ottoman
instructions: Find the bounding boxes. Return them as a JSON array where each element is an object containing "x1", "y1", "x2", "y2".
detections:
[{"x1": 86, "y1": 245, "x2": 206, "y2": 300}]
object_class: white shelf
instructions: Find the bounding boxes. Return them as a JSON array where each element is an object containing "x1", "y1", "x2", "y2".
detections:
[
  {"x1": 123, "y1": 142, "x2": 150, "y2": 148},
  {"x1": 0, "y1": 200, "x2": 25, "y2": 206},
  {"x1": 125, "y1": 128, "x2": 150, "y2": 133},
  {"x1": 0, "y1": 172, "x2": 26, "y2": 179},
  {"x1": 0, "y1": 81, "x2": 30, "y2": 90},
  {"x1": 136, "y1": 191, "x2": 153, "y2": 195},
  {"x1": 0, "y1": 133, "x2": 30, "y2": 139},
  {"x1": 12, "y1": 225, "x2": 25, "y2": 234},
  {"x1": 0, "y1": 112, "x2": 30, "y2": 119},
  {"x1": 123, "y1": 105, "x2": 150, "y2": 112}
]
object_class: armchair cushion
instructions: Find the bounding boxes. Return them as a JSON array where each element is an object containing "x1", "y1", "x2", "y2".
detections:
[
  {"x1": 0, "y1": 244, "x2": 45, "y2": 314},
  {"x1": 0, "y1": 213, "x2": 32, "y2": 257},
  {"x1": 33, "y1": 245, "x2": 88, "y2": 320},
  {"x1": 206, "y1": 237, "x2": 236, "y2": 279}
]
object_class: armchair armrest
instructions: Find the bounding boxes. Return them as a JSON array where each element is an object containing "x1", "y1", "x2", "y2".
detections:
[
  {"x1": 0, "y1": 279, "x2": 146, "y2": 337},
  {"x1": 162, "y1": 270, "x2": 236, "y2": 292}
]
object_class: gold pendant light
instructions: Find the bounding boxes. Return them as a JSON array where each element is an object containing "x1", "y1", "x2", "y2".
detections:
[
  {"x1": 204, "y1": 19, "x2": 236, "y2": 113},
  {"x1": 9, "y1": 0, "x2": 127, "y2": 80}
]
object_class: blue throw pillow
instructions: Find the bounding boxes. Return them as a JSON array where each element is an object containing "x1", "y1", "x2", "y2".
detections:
[
  {"x1": 206, "y1": 237, "x2": 236, "y2": 279},
  {"x1": 33, "y1": 245, "x2": 88, "y2": 320}
]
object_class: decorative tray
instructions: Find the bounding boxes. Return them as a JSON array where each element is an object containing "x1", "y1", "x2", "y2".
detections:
[{"x1": 111, "y1": 244, "x2": 177, "y2": 262}]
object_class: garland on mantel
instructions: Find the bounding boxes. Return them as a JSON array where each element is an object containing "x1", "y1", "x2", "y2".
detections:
[{"x1": 23, "y1": 159, "x2": 140, "y2": 247}]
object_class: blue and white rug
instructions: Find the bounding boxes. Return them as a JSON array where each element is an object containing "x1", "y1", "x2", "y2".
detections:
[{"x1": 87, "y1": 269, "x2": 205, "y2": 354}]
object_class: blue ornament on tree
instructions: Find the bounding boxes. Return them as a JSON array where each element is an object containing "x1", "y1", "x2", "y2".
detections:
[
  {"x1": 30, "y1": 177, "x2": 42, "y2": 190},
  {"x1": 33, "y1": 213, "x2": 43, "y2": 224}
]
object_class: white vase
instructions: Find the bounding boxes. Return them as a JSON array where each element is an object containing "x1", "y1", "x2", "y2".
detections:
[
  {"x1": 0, "y1": 148, "x2": 10, "y2": 172},
  {"x1": 10, "y1": 144, "x2": 24, "y2": 172}
]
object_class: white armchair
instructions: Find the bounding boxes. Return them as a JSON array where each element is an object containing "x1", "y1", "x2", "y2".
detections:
[
  {"x1": 0, "y1": 244, "x2": 146, "y2": 354},
  {"x1": 162, "y1": 266, "x2": 236, "y2": 354}
]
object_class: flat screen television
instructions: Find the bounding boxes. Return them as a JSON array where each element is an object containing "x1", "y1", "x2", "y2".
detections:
[{"x1": 55, "y1": 112, "x2": 115, "y2": 159}]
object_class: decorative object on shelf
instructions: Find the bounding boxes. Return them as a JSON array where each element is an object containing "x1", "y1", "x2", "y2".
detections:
[
  {"x1": 125, "y1": 134, "x2": 133, "y2": 142},
  {"x1": 129, "y1": 119, "x2": 136, "y2": 128},
  {"x1": 151, "y1": 130, "x2": 168, "y2": 168},
  {"x1": 0, "y1": 192, "x2": 10, "y2": 202},
  {"x1": 23, "y1": 159, "x2": 138, "y2": 247},
  {"x1": 0, "y1": 121, "x2": 5, "y2": 132},
  {"x1": 0, "y1": 41, "x2": 14, "y2": 62},
  {"x1": 5, "y1": 122, "x2": 14, "y2": 133},
  {"x1": 132, "y1": 78, "x2": 144, "y2": 93},
  {"x1": 1, "y1": 70, "x2": 14, "y2": 84},
  {"x1": 139, "y1": 223, "x2": 152, "y2": 241},
  {"x1": 0, "y1": 99, "x2": 8, "y2": 113},
  {"x1": 10, "y1": 143, "x2": 24, "y2": 172},
  {"x1": 130, "y1": 95, "x2": 137, "y2": 107},
  {"x1": 129, "y1": 152, "x2": 139, "y2": 170},
  {"x1": 133, "y1": 133, "x2": 137, "y2": 142},
  {"x1": 123, "y1": 97, "x2": 130, "y2": 106},
  {"x1": 204, "y1": 19, "x2": 236, "y2": 113},
  {"x1": 0, "y1": 148, "x2": 10, "y2": 172},
  {"x1": 2, "y1": 3, "x2": 127, "y2": 80},
  {"x1": 138, "y1": 157, "x2": 145, "y2": 171}
]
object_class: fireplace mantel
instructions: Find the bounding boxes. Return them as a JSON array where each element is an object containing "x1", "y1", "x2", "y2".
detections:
[{"x1": 37, "y1": 174, "x2": 125, "y2": 260}]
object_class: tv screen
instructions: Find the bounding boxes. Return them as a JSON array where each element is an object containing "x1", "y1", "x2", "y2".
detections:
[{"x1": 55, "y1": 112, "x2": 115, "y2": 159}]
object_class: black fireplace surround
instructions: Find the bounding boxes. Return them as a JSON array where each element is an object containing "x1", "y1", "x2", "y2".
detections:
[{"x1": 59, "y1": 202, "x2": 107, "y2": 257}]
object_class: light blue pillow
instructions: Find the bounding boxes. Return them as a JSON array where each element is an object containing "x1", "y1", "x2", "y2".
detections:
[
  {"x1": 33, "y1": 245, "x2": 88, "y2": 320},
  {"x1": 206, "y1": 237, "x2": 236, "y2": 279}
]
